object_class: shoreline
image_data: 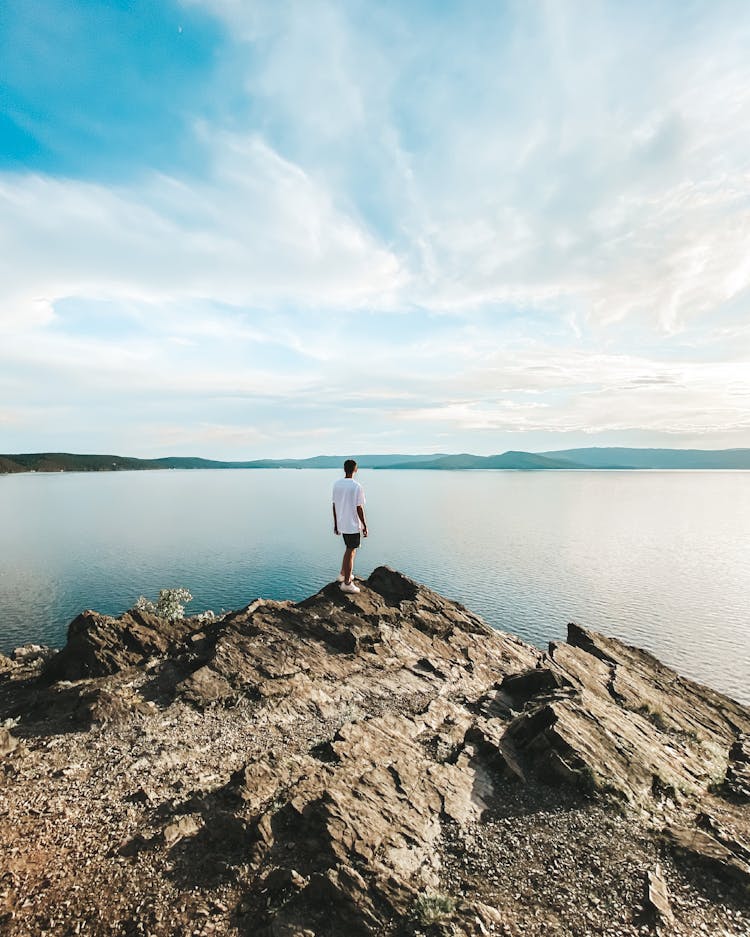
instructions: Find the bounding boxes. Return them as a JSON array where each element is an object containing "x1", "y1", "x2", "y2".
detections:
[{"x1": 4, "y1": 465, "x2": 750, "y2": 477}]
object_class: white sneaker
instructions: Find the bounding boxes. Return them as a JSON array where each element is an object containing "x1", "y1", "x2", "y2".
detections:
[
  {"x1": 340, "y1": 581, "x2": 360, "y2": 594},
  {"x1": 336, "y1": 574, "x2": 345, "y2": 583}
]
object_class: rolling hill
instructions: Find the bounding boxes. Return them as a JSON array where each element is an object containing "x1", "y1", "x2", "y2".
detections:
[
  {"x1": 2, "y1": 448, "x2": 750, "y2": 474},
  {"x1": 542, "y1": 447, "x2": 750, "y2": 469},
  {"x1": 382, "y1": 451, "x2": 582, "y2": 470}
]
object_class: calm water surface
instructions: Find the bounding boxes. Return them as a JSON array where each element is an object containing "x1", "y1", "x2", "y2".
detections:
[{"x1": 0, "y1": 469, "x2": 748, "y2": 705}]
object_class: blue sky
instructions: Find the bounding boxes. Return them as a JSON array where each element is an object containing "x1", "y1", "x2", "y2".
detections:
[{"x1": 1, "y1": 0, "x2": 750, "y2": 457}]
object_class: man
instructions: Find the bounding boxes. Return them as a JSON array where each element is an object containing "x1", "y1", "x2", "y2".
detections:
[{"x1": 332, "y1": 459, "x2": 368, "y2": 594}]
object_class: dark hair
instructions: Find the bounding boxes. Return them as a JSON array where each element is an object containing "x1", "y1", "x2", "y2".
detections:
[{"x1": 344, "y1": 459, "x2": 357, "y2": 475}]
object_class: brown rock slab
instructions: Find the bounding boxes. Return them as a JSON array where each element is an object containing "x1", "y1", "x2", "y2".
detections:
[
  {"x1": 663, "y1": 824, "x2": 750, "y2": 884},
  {"x1": 44, "y1": 607, "x2": 198, "y2": 681},
  {"x1": 494, "y1": 623, "x2": 750, "y2": 805},
  {"x1": 643, "y1": 862, "x2": 673, "y2": 924},
  {"x1": 500, "y1": 666, "x2": 573, "y2": 703}
]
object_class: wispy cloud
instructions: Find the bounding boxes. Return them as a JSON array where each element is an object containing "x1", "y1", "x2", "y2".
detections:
[
  {"x1": 0, "y1": 136, "x2": 404, "y2": 334},
  {"x1": 1, "y1": 0, "x2": 749, "y2": 455}
]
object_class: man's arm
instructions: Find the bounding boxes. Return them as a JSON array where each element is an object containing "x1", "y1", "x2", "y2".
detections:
[
  {"x1": 356, "y1": 505, "x2": 368, "y2": 537},
  {"x1": 332, "y1": 503, "x2": 339, "y2": 535}
]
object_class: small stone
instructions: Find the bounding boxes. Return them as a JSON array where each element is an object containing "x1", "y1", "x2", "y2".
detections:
[
  {"x1": 12, "y1": 643, "x2": 54, "y2": 665},
  {"x1": 0, "y1": 727, "x2": 18, "y2": 757},
  {"x1": 163, "y1": 815, "x2": 203, "y2": 847}
]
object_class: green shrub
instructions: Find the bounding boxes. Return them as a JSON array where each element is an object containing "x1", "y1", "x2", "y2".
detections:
[
  {"x1": 413, "y1": 893, "x2": 456, "y2": 925},
  {"x1": 133, "y1": 587, "x2": 214, "y2": 622}
]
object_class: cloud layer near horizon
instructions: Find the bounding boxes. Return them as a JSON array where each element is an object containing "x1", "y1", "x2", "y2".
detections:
[{"x1": 1, "y1": 0, "x2": 749, "y2": 456}]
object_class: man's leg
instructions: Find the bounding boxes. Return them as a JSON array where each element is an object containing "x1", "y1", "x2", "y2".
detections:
[{"x1": 343, "y1": 547, "x2": 357, "y2": 583}]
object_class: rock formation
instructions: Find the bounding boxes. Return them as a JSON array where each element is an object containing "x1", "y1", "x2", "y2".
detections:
[{"x1": 1, "y1": 568, "x2": 748, "y2": 936}]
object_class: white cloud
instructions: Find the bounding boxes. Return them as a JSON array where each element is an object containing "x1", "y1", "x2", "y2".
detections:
[
  {"x1": 173, "y1": 0, "x2": 750, "y2": 334},
  {"x1": 388, "y1": 351, "x2": 750, "y2": 437},
  {"x1": 3, "y1": 0, "x2": 750, "y2": 452},
  {"x1": 0, "y1": 135, "x2": 404, "y2": 335},
  {"x1": 5, "y1": 0, "x2": 750, "y2": 333}
]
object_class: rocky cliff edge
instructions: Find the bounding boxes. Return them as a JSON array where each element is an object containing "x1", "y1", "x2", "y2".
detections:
[{"x1": 1, "y1": 568, "x2": 749, "y2": 937}]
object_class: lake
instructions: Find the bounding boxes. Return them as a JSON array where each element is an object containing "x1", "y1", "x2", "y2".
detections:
[{"x1": 0, "y1": 469, "x2": 748, "y2": 705}]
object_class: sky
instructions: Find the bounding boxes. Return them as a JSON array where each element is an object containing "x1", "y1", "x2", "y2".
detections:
[{"x1": 1, "y1": 0, "x2": 750, "y2": 458}]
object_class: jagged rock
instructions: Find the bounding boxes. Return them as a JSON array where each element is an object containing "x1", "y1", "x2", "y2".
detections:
[
  {"x1": 1, "y1": 568, "x2": 749, "y2": 937},
  {"x1": 174, "y1": 571, "x2": 540, "y2": 712},
  {"x1": 663, "y1": 824, "x2": 750, "y2": 884},
  {"x1": 0, "y1": 652, "x2": 14, "y2": 673},
  {"x1": 43, "y1": 607, "x2": 198, "y2": 680},
  {"x1": 500, "y1": 665, "x2": 573, "y2": 704},
  {"x1": 234, "y1": 708, "x2": 487, "y2": 932},
  {"x1": 560, "y1": 622, "x2": 746, "y2": 742},
  {"x1": 497, "y1": 623, "x2": 750, "y2": 806},
  {"x1": 722, "y1": 734, "x2": 750, "y2": 801},
  {"x1": 178, "y1": 663, "x2": 235, "y2": 708},
  {"x1": 75, "y1": 685, "x2": 153, "y2": 725},
  {"x1": 696, "y1": 810, "x2": 750, "y2": 868}
]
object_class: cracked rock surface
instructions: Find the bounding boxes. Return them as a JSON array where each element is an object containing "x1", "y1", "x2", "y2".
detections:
[{"x1": 1, "y1": 567, "x2": 749, "y2": 936}]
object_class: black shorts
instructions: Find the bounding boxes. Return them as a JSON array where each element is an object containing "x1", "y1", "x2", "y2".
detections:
[{"x1": 342, "y1": 532, "x2": 361, "y2": 548}]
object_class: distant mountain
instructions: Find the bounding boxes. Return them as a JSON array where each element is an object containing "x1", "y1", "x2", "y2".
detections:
[
  {"x1": 3, "y1": 448, "x2": 750, "y2": 475},
  {"x1": 382, "y1": 451, "x2": 583, "y2": 470},
  {"x1": 0, "y1": 457, "x2": 26, "y2": 473},
  {"x1": 0, "y1": 453, "x2": 164, "y2": 473},
  {"x1": 542, "y1": 447, "x2": 750, "y2": 469},
  {"x1": 154, "y1": 454, "x2": 441, "y2": 470},
  {"x1": 0, "y1": 452, "x2": 443, "y2": 474}
]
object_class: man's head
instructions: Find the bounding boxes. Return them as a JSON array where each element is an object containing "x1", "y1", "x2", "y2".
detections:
[{"x1": 344, "y1": 459, "x2": 357, "y2": 477}]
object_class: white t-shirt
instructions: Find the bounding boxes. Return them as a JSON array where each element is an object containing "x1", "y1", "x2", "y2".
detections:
[{"x1": 332, "y1": 477, "x2": 365, "y2": 534}]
